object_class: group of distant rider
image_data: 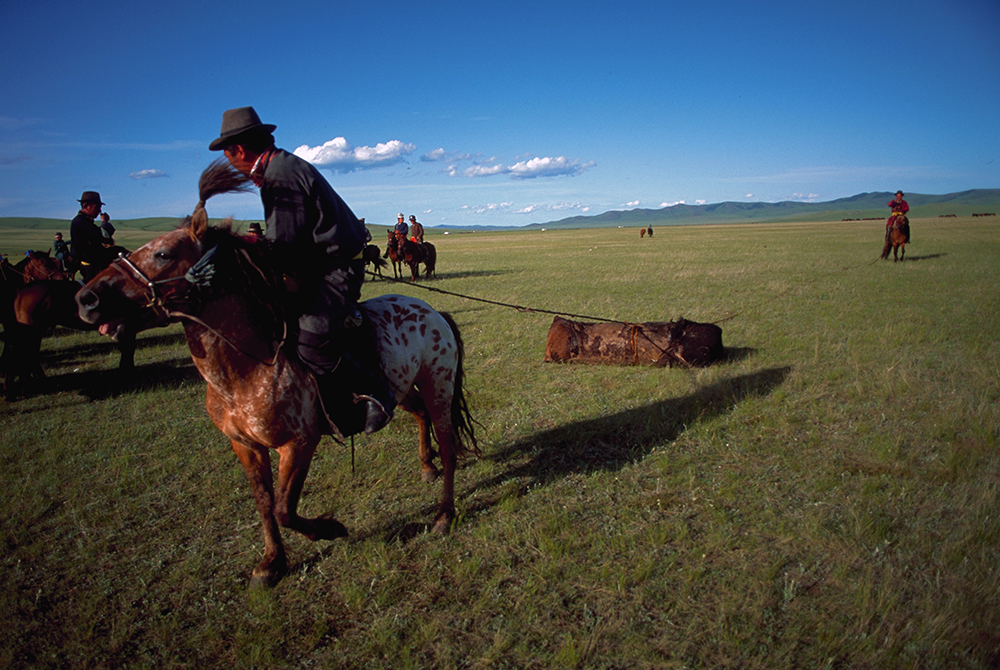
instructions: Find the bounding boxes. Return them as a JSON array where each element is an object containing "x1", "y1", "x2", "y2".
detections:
[{"x1": 393, "y1": 212, "x2": 424, "y2": 244}]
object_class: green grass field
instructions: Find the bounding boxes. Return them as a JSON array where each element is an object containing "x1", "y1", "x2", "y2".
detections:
[{"x1": 2, "y1": 217, "x2": 998, "y2": 668}]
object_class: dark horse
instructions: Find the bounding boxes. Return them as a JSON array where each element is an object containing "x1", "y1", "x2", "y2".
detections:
[
  {"x1": 880, "y1": 215, "x2": 909, "y2": 262},
  {"x1": 1, "y1": 279, "x2": 147, "y2": 399},
  {"x1": 362, "y1": 243, "x2": 387, "y2": 278},
  {"x1": 76, "y1": 160, "x2": 479, "y2": 588},
  {"x1": 400, "y1": 236, "x2": 436, "y2": 281}
]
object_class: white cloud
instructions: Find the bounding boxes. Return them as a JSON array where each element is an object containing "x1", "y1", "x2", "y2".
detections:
[
  {"x1": 446, "y1": 154, "x2": 595, "y2": 180},
  {"x1": 467, "y1": 201, "x2": 514, "y2": 214},
  {"x1": 129, "y1": 169, "x2": 168, "y2": 179},
  {"x1": 622, "y1": 200, "x2": 640, "y2": 208},
  {"x1": 507, "y1": 156, "x2": 595, "y2": 179},
  {"x1": 745, "y1": 193, "x2": 754, "y2": 198},
  {"x1": 294, "y1": 137, "x2": 415, "y2": 172},
  {"x1": 464, "y1": 163, "x2": 508, "y2": 178},
  {"x1": 516, "y1": 202, "x2": 585, "y2": 215},
  {"x1": 695, "y1": 199, "x2": 706, "y2": 205},
  {"x1": 422, "y1": 147, "x2": 447, "y2": 162}
]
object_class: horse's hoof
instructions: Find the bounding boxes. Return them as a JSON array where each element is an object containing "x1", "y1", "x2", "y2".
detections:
[
  {"x1": 250, "y1": 561, "x2": 287, "y2": 589},
  {"x1": 421, "y1": 468, "x2": 440, "y2": 483},
  {"x1": 432, "y1": 516, "x2": 452, "y2": 535}
]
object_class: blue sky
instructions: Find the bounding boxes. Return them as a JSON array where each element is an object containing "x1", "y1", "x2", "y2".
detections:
[{"x1": 2, "y1": 0, "x2": 997, "y2": 228}]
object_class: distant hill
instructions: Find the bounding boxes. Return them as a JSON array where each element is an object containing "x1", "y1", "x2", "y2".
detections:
[
  {"x1": 3, "y1": 189, "x2": 998, "y2": 233},
  {"x1": 520, "y1": 189, "x2": 1000, "y2": 229}
]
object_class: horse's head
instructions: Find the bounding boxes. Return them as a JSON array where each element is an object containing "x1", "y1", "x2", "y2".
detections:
[
  {"x1": 22, "y1": 250, "x2": 67, "y2": 282},
  {"x1": 76, "y1": 209, "x2": 210, "y2": 336}
]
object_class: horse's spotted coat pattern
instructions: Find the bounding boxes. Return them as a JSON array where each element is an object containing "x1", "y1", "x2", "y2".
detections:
[{"x1": 76, "y1": 219, "x2": 476, "y2": 588}]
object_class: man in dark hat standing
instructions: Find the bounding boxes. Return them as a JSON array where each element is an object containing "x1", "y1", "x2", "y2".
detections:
[
  {"x1": 71, "y1": 191, "x2": 115, "y2": 282},
  {"x1": 210, "y1": 106, "x2": 393, "y2": 435}
]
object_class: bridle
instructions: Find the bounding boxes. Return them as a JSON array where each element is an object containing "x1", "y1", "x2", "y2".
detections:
[
  {"x1": 108, "y1": 242, "x2": 285, "y2": 365},
  {"x1": 110, "y1": 243, "x2": 219, "y2": 310}
]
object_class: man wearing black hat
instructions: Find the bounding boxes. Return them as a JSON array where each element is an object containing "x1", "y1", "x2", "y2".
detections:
[
  {"x1": 210, "y1": 106, "x2": 394, "y2": 435},
  {"x1": 71, "y1": 191, "x2": 115, "y2": 282}
]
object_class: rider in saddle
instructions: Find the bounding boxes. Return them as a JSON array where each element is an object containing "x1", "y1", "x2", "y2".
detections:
[
  {"x1": 210, "y1": 106, "x2": 394, "y2": 435},
  {"x1": 886, "y1": 190, "x2": 911, "y2": 244},
  {"x1": 408, "y1": 215, "x2": 425, "y2": 245},
  {"x1": 394, "y1": 213, "x2": 408, "y2": 238}
]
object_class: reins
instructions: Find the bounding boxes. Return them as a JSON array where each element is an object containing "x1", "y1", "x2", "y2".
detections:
[{"x1": 110, "y1": 245, "x2": 287, "y2": 366}]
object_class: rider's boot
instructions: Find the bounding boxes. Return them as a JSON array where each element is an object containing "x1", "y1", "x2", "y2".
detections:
[{"x1": 318, "y1": 353, "x2": 395, "y2": 435}]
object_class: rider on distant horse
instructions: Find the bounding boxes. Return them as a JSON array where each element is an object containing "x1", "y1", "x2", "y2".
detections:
[
  {"x1": 394, "y1": 213, "x2": 408, "y2": 238},
  {"x1": 886, "y1": 190, "x2": 910, "y2": 244},
  {"x1": 210, "y1": 106, "x2": 394, "y2": 435},
  {"x1": 408, "y1": 215, "x2": 424, "y2": 245}
]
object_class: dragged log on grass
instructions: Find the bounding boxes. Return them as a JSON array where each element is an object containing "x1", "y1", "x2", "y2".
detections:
[{"x1": 543, "y1": 315, "x2": 724, "y2": 368}]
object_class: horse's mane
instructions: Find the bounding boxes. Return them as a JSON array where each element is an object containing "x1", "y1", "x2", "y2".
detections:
[{"x1": 188, "y1": 159, "x2": 285, "y2": 344}]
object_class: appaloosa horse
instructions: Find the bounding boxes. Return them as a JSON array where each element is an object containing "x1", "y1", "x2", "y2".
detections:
[
  {"x1": 76, "y1": 160, "x2": 479, "y2": 587},
  {"x1": 880, "y1": 215, "x2": 909, "y2": 262}
]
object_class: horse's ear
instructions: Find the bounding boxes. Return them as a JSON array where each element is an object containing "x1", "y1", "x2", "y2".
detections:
[{"x1": 189, "y1": 202, "x2": 208, "y2": 243}]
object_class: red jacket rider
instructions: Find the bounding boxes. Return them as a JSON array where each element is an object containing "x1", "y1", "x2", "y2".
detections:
[{"x1": 887, "y1": 190, "x2": 909, "y2": 228}]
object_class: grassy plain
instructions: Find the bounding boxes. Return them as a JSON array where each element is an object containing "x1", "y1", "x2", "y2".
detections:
[{"x1": 2, "y1": 217, "x2": 998, "y2": 668}]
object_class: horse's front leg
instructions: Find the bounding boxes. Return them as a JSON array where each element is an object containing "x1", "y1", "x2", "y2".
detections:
[
  {"x1": 273, "y1": 439, "x2": 348, "y2": 542},
  {"x1": 230, "y1": 439, "x2": 287, "y2": 588}
]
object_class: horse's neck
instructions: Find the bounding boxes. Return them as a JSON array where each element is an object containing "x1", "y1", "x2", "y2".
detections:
[{"x1": 180, "y1": 294, "x2": 285, "y2": 394}]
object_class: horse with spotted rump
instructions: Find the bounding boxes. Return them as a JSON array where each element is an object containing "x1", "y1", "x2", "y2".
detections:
[{"x1": 76, "y1": 161, "x2": 479, "y2": 588}]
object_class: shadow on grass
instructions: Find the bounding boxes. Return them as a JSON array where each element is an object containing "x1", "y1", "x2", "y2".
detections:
[
  {"x1": 894, "y1": 252, "x2": 946, "y2": 262},
  {"x1": 481, "y1": 365, "x2": 791, "y2": 486},
  {"x1": 351, "y1": 365, "x2": 790, "y2": 545},
  {"x1": 364, "y1": 268, "x2": 509, "y2": 284},
  {"x1": 2, "y1": 358, "x2": 201, "y2": 407},
  {"x1": 39, "y1": 328, "x2": 187, "y2": 365}
]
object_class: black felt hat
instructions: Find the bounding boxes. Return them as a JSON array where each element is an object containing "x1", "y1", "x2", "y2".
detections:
[{"x1": 209, "y1": 106, "x2": 277, "y2": 151}]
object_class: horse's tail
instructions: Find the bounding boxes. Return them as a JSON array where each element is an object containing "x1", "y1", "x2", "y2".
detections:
[
  {"x1": 441, "y1": 311, "x2": 481, "y2": 458},
  {"x1": 880, "y1": 239, "x2": 891, "y2": 259}
]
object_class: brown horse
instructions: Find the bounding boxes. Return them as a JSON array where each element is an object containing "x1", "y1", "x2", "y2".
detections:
[
  {"x1": 880, "y1": 215, "x2": 908, "y2": 262},
  {"x1": 1, "y1": 279, "x2": 148, "y2": 398},
  {"x1": 76, "y1": 160, "x2": 479, "y2": 587},
  {"x1": 400, "y1": 236, "x2": 436, "y2": 281},
  {"x1": 383, "y1": 229, "x2": 404, "y2": 279},
  {"x1": 16, "y1": 251, "x2": 68, "y2": 282}
]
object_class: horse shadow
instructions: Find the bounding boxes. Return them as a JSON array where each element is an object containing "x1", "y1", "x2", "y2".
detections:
[
  {"x1": 345, "y1": 365, "x2": 789, "y2": 545},
  {"x1": 430, "y1": 269, "x2": 510, "y2": 281},
  {"x1": 3, "y1": 357, "x2": 201, "y2": 402},
  {"x1": 894, "y1": 252, "x2": 946, "y2": 262}
]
